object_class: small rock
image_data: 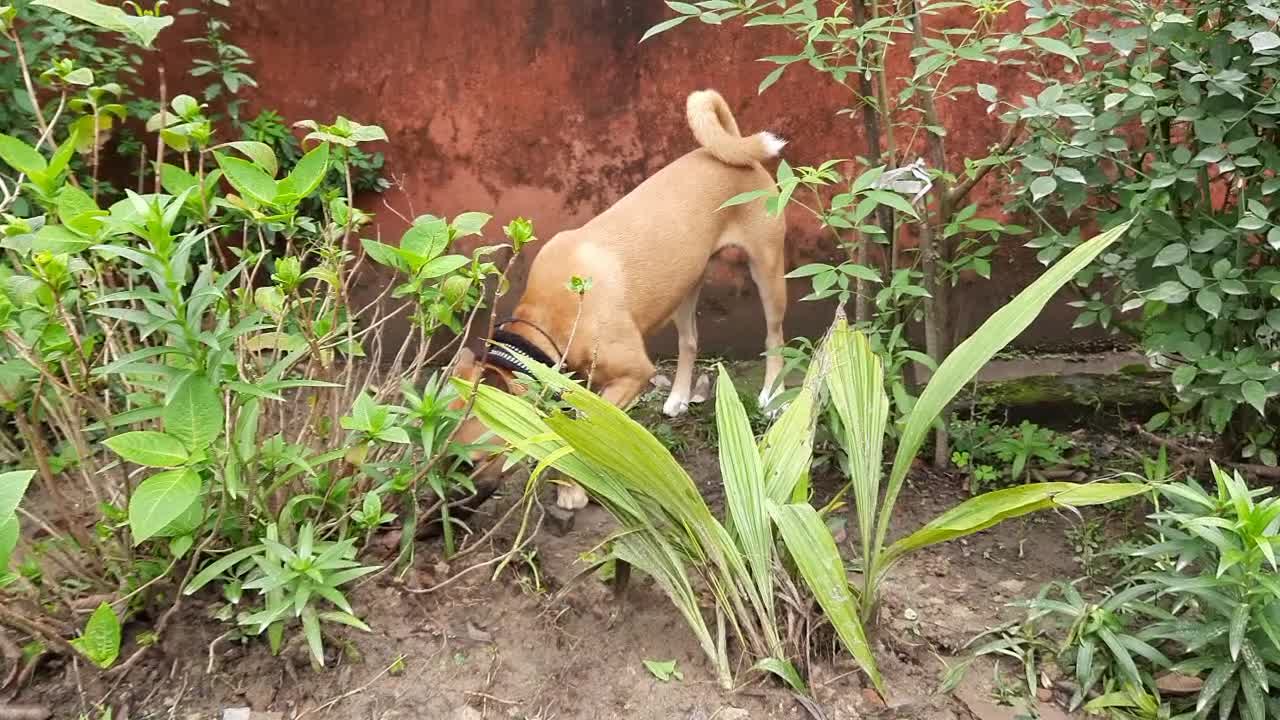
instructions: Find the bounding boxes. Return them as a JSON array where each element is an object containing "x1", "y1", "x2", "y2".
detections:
[
  {"x1": 465, "y1": 621, "x2": 493, "y2": 643},
  {"x1": 1036, "y1": 687, "x2": 1054, "y2": 702},
  {"x1": 651, "y1": 374, "x2": 672, "y2": 389},
  {"x1": 452, "y1": 707, "x2": 484, "y2": 720},
  {"x1": 860, "y1": 688, "x2": 886, "y2": 708},
  {"x1": 547, "y1": 505, "x2": 576, "y2": 536},
  {"x1": 996, "y1": 578, "x2": 1027, "y2": 596},
  {"x1": 223, "y1": 709, "x2": 251, "y2": 720},
  {"x1": 376, "y1": 529, "x2": 402, "y2": 552},
  {"x1": 1156, "y1": 671, "x2": 1204, "y2": 695},
  {"x1": 690, "y1": 374, "x2": 711, "y2": 402},
  {"x1": 719, "y1": 708, "x2": 749, "y2": 720}
]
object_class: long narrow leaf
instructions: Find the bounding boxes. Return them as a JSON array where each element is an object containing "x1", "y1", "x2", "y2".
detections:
[
  {"x1": 771, "y1": 502, "x2": 883, "y2": 693},
  {"x1": 881, "y1": 481, "x2": 1148, "y2": 570},
  {"x1": 714, "y1": 367, "x2": 780, "y2": 655},
  {"x1": 823, "y1": 315, "x2": 889, "y2": 571},
  {"x1": 874, "y1": 220, "x2": 1132, "y2": 565},
  {"x1": 760, "y1": 387, "x2": 817, "y2": 504}
]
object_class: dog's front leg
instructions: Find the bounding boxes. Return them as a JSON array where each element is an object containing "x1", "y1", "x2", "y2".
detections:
[
  {"x1": 554, "y1": 374, "x2": 653, "y2": 511},
  {"x1": 663, "y1": 289, "x2": 701, "y2": 417}
]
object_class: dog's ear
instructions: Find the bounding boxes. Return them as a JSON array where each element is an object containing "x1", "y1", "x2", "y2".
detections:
[{"x1": 452, "y1": 348, "x2": 479, "y2": 380}]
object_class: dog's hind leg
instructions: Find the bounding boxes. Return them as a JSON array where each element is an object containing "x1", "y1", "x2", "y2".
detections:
[
  {"x1": 663, "y1": 286, "x2": 702, "y2": 417},
  {"x1": 746, "y1": 235, "x2": 788, "y2": 411}
]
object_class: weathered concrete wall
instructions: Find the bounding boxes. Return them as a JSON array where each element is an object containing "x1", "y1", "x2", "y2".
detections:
[{"x1": 156, "y1": 0, "x2": 1100, "y2": 358}]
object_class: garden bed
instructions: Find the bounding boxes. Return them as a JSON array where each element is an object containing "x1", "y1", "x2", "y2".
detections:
[{"x1": 22, "y1": 369, "x2": 1151, "y2": 720}]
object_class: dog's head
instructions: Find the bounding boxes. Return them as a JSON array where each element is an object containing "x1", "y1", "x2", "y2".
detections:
[{"x1": 448, "y1": 347, "x2": 531, "y2": 461}]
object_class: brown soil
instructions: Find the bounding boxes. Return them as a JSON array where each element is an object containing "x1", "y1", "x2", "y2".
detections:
[{"x1": 16, "y1": 385, "x2": 1137, "y2": 720}]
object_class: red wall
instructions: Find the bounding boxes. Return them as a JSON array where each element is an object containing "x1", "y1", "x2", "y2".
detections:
[{"x1": 156, "y1": 0, "x2": 1097, "y2": 357}]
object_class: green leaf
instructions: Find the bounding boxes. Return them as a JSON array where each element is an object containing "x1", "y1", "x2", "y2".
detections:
[
  {"x1": 1098, "y1": 627, "x2": 1141, "y2": 687},
  {"x1": 1054, "y1": 167, "x2": 1086, "y2": 184},
  {"x1": 643, "y1": 658, "x2": 684, "y2": 682},
  {"x1": 1250, "y1": 31, "x2": 1280, "y2": 52},
  {"x1": 1196, "y1": 288, "x2": 1222, "y2": 317},
  {"x1": 641, "y1": 15, "x2": 690, "y2": 42},
  {"x1": 1230, "y1": 603, "x2": 1250, "y2": 660},
  {"x1": 0, "y1": 516, "x2": 18, "y2": 573},
  {"x1": 1242, "y1": 381, "x2": 1268, "y2": 416},
  {"x1": 129, "y1": 468, "x2": 201, "y2": 544},
  {"x1": 884, "y1": 482, "x2": 1147, "y2": 563},
  {"x1": 1021, "y1": 155, "x2": 1053, "y2": 172},
  {"x1": 164, "y1": 374, "x2": 223, "y2": 451},
  {"x1": 0, "y1": 469, "x2": 36, "y2": 520},
  {"x1": 1149, "y1": 281, "x2": 1189, "y2": 304},
  {"x1": 1197, "y1": 662, "x2": 1236, "y2": 714},
  {"x1": 1153, "y1": 243, "x2": 1189, "y2": 267},
  {"x1": 103, "y1": 431, "x2": 189, "y2": 468},
  {"x1": 70, "y1": 602, "x2": 121, "y2": 669},
  {"x1": 400, "y1": 217, "x2": 450, "y2": 259},
  {"x1": 360, "y1": 239, "x2": 404, "y2": 270},
  {"x1": 452, "y1": 211, "x2": 492, "y2": 237},
  {"x1": 185, "y1": 545, "x2": 264, "y2": 594},
  {"x1": 713, "y1": 366, "x2": 776, "y2": 639},
  {"x1": 214, "y1": 152, "x2": 277, "y2": 206},
  {"x1": 771, "y1": 502, "x2": 882, "y2": 692},
  {"x1": 0, "y1": 134, "x2": 47, "y2": 176},
  {"x1": 301, "y1": 605, "x2": 326, "y2": 666},
  {"x1": 760, "y1": 388, "x2": 815, "y2": 503},
  {"x1": 718, "y1": 189, "x2": 774, "y2": 210},
  {"x1": 1030, "y1": 36, "x2": 1080, "y2": 63},
  {"x1": 418, "y1": 254, "x2": 471, "y2": 279},
  {"x1": 31, "y1": 224, "x2": 91, "y2": 254},
  {"x1": 281, "y1": 142, "x2": 329, "y2": 199},
  {"x1": 752, "y1": 657, "x2": 806, "y2": 691},
  {"x1": 159, "y1": 163, "x2": 199, "y2": 196},
  {"x1": 219, "y1": 140, "x2": 278, "y2": 176},
  {"x1": 759, "y1": 65, "x2": 786, "y2": 94},
  {"x1": 317, "y1": 611, "x2": 371, "y2": 632},
  {"x1": 866, "y1": 189, "x2": 921, "y2": 219},
  {"x1": 1030, "y1": 176, "x2": 1057, "y2": 201},
  {"x1": 977, "y1": 83, "x2": 997, "y2": 101},
  {"x1": 33, "y1": 0, "x2": 173, "y2": 46},
  {"x1": 823, "y1": 319, "x2": 888, "y2": 574}
]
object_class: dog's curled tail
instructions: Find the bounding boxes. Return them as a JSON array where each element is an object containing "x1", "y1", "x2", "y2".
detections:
[{"x1": 686, "y1": 89, "x2": 785, "y2": 167}]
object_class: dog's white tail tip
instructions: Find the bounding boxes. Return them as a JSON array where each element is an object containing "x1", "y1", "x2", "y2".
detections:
[{"x1": 761, "y1": 132, "x2": 787, "y2": 157}]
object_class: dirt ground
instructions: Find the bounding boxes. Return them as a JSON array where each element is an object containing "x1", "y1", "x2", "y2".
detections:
[{"x1": 19, "y1": 377, "x2": 1141, "y2": 720}]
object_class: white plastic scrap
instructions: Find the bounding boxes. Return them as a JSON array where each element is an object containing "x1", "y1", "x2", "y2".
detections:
[{"x1": 873, "y1": 158, "x2": 933, "y2": 205}]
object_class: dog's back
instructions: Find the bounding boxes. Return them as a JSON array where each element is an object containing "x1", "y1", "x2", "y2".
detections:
[{"x1": 521, "y1": 90, "x2": 785, "y2": 342}]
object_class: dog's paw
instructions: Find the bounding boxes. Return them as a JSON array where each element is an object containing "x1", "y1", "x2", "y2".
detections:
[
  {"x1": 556, "y1": 482, "x2": 589, "y2": 511},
  {"x1": 663, "y1": 393, "x2": 690, "y2": 417},
  {"x1": 758, "y1": 387, "x2": 786, "y2": 419}
]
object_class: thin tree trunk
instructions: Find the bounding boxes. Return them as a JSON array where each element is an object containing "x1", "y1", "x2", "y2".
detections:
[
  {"x1": 851, "y1": 0, "x2": 890, "y2": 326},
  {"x1": 908, "y1": 0, "x2": 953, "y2": 469}
]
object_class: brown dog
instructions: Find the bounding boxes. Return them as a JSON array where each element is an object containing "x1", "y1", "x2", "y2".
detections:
[{"x1": 453, "y1": 89, "x2": 788, "y2": 510}]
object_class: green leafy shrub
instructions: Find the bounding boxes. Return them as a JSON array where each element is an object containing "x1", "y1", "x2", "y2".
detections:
[
  {"x1": 951, "y1": 416, "x2": 1080, "y2": 490},
  {"x1": 993, "y1": 0, "x2": 1280, "y2": 445},
  {"x1": 973, "y1": 463, "x2": 1280, "y2": 719},
  {"x1": 0, "y1": 1, "x2": 519, "y2": 674}
]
